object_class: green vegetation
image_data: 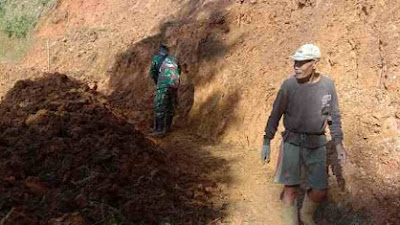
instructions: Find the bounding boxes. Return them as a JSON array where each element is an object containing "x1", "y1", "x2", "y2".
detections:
[
  {"x1": 0, "y1": 0, "x2": 58, "y2": 61},
  {"x1": 3, "y1": 15, "x2": 36, "y2": 38}
]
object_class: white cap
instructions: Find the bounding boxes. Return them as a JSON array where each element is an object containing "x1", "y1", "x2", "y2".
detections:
[{"x1": 290, "y1": 44, "x2": 321, "y2": 61}]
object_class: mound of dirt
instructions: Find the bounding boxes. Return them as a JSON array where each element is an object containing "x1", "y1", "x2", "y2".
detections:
[{"x1": 0, "y1": 73, "x2": 219, "y2": 224}]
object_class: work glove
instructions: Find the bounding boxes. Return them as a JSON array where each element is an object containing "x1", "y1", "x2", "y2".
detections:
[
  {"x1": 336, "y1": 143, "x2": 347, "y2": 165},
  {"x1": 261, "y1": 138, "x2": 271, "y2": 164}
]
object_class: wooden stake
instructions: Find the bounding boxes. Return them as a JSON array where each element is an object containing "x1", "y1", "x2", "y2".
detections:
[{"x1": 47, "y1": 38, "x2": 50, "y2": 72}]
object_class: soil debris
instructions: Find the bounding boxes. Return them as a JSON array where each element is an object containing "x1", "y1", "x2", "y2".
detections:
[{"x1": 0, "y1": 73, "x2": 221, "y2": 224}]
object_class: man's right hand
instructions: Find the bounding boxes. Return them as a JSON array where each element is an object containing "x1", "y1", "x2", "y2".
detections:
[{"x1": 261, "y1": 139, "x2": 271, "y2": 164}]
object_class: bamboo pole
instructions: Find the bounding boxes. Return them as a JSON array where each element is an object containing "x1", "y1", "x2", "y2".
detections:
[{"x1": 47, "y1": 38, "x2": 50, "y2": 72}]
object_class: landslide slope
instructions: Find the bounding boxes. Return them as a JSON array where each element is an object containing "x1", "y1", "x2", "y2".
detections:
[{"x1": 0, "y1": 0, "x2": 399, "y2": 224}]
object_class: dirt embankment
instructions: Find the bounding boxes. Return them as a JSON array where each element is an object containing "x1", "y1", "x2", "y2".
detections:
[
  {"x1": 0, "y1": 73, "x2": 226, "y2": 224},
  {"x1": 0, "y1": 0, "x2": 399, "y2": 224}
]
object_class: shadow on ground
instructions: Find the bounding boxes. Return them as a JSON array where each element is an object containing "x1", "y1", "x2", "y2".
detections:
[
  {"x1": 311, "y1": 141, "x2": 400, "y2": 225},
  {"x1": 0, "y1": 73, "x2": 231, "y2": 224},
  {"x1": 107, "y1": 0, "x2": 241, "y2": 140},
  {"x1": 102, "y1": 1, "x2": 244, "y2": 223}
]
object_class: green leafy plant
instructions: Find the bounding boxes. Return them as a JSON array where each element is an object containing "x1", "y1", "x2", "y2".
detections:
[
  {"x1": 4, "y1": 16, "x2": 35, "y2": 38},
  {"x1": 0, "y1": 0, "x2": 58, "y2": 61}
]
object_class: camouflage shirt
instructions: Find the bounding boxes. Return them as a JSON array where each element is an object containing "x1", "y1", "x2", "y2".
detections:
[{"x1": 150, "y1": 54, "x2": 180, "y2": 90}]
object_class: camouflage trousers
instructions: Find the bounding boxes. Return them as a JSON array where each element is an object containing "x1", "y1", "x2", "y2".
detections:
[{"x1": 154, "y1": 88, "x2": 177, "y2": 119}]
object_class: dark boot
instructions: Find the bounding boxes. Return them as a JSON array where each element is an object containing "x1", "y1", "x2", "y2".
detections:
[
  {"x1": 150, "y1": 117, "x2": 166, "y2": 137},
  {"x1": 165, "y1": 115, "x2": 173, "y2": 133}
]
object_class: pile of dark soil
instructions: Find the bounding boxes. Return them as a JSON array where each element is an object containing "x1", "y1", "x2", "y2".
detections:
[{"x1": 0, "y1": 73, "x2": 219, "y2": 225}]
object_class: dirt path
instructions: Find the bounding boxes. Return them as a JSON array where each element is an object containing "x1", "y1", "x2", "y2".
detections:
[{"x1": 152, "y1": 130, "x2": 283, "y2": 225}]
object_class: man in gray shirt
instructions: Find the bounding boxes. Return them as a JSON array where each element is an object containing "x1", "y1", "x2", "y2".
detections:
[{"x1": 261, "y1": 44, "x2": 347, "y2": 225}]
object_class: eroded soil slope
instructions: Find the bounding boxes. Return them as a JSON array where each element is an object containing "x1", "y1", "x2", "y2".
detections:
[{"x1": 0, "y1": 0, "x2": 399, "y2": 224}]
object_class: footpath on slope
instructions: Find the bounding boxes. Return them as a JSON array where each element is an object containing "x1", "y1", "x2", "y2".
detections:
[
  {"x1": 152, "y1": 131, "x2": 283, "y2": 225},
  {"x1": 152, "y1": 131, "x2": 371, "y2": 225}
]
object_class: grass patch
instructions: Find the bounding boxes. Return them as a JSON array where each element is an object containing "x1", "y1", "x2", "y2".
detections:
[
  {"x1": 3, "y1": 16, "x2": 36, "y2": 38},
  {"x1": 0, "y1": 0, "x2": 58, "y2": 61}
]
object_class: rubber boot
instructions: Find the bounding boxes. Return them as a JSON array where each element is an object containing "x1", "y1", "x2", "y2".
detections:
[
  {"x1": 300, "y1": 194, "x2": 319, "y2": 225},
  {"x1": 150, "y1": 117, "x2": 166, "y2": 137},
  {"x1": 165, "y1": 115, "x2": 173, "y2": 133},
  {"x1": 282, "y1": 200, "x2": 299, "y2": 225}
]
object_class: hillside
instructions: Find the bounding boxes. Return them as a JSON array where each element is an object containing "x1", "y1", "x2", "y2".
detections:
[{"x1": 0, "y1": 0, "x2": 399, "y2": 224}]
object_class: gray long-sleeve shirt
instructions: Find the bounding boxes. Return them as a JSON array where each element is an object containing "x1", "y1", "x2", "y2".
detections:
[{"x1": 265, "y1": 74, "x2": 343, "y2": 146}]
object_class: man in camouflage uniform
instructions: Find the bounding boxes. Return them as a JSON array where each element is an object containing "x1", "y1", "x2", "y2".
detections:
[{"x1": 150, "y1": 45, "x2": 180, "y2": 137}]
